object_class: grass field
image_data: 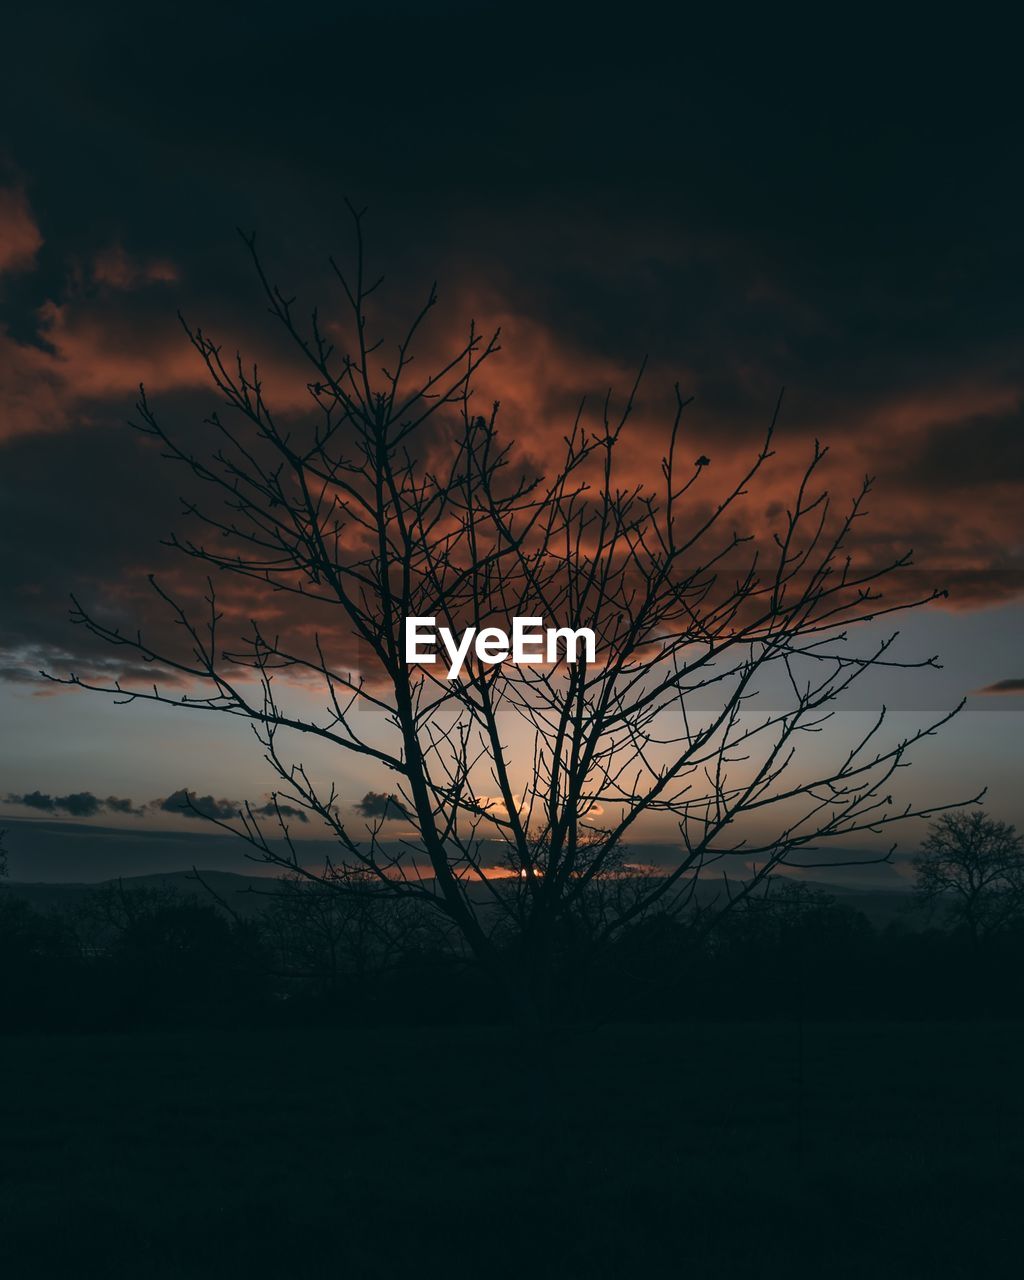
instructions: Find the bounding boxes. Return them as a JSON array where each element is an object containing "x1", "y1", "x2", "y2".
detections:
[{"x1": 1, "y1": 1021, "x2": 1021, "y2": 1278}]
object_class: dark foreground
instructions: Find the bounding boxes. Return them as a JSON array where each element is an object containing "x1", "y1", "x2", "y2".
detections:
[{"x1": 1, "y1": 1021, "x2": 1021, "y2": 1278}]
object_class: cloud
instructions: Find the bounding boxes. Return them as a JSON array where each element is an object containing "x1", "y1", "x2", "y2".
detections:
[
  {"x1": 0, "y1": 185, "x2": 42, "y2": 274},
  {"x1": 3, "y1": 787, "x2": 311, "y2": 823},
  {"x1": 1, "y1": 68, "x2": 1023, "y2": 696},
  {"x1": 152, "y1": 790, "x2": 310, "y2": 823},
  {"x1": 0, "y1": 256, "x2": 333, "y2": 446},
  {"x1": 91, "y1": 245, "x2": 178, "y2": 291},
  {"x1": 355, "y1": 791, "x2": 410, "y2": 820},
  {"x1": 158, "y1": 788, "x2": 239, "y2": 821},
  {"x1": 251, "y1": 801, "x2": 308, "y2": 823},
  {"x1": 7, "y1": 790, "x2": 100, "y2": 817},
  {"x1": 975, "y1": 678, "x2": 1024, "y2": 695},
  {"x1": 5, "y1": 790, "x2": 145, "y2": 817},
  {"x1": 102, "y1": 795, "x2": 148, "y2": 815},
  {"x1": 473, "y1": 794, "x2": 527, "y2": 819}
]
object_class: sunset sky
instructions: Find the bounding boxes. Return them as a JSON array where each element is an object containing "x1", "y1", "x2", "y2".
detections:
[{"x1": 1, "y1": 8, "x2": 1021, "y2": 880}]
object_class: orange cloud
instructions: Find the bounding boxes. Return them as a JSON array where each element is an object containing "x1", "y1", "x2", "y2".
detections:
[
  {"x1": 0, "y1": 186, "x2": 42, "y2": 274},
  {"x1": 0, "y1": 259, "x2": 319, "y2": 442},
  {"x1": 91, "y1": 245, "x2": 179, "y2": 291},
  {"x1": 3, "y1": 232, "x2": 1023, "y2": 704}
]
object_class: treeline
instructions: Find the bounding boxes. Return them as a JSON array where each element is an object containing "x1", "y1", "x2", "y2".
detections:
[{"x1": 2, "y1": 874, "x2": 1024, "y2": 1032}]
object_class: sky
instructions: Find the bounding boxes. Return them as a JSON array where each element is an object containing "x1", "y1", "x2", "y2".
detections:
[{"x1": 1, "y1": 7, "x2": 1021, "y2": 880}]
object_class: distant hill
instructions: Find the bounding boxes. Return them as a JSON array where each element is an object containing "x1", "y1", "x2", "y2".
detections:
[
  {"x1": 0, "y1": 817, "x2": 289, "y2": 883},
  {"x1": 3, "y1": 866, "x2": 915, "y2": 928},
  {"x1": 3, "y1": 869, "x2": 279, "y2": 918},
  {"x1": 0, "y1": 816, "x2": 918, "y2": 892}
]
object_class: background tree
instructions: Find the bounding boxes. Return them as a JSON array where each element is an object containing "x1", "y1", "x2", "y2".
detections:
[
  {"x1": 258, "y1": 868, "x2": 448, "y2": 997},
  {"x1": 51, "y1": 210, "x2": 977, "y2": 1023},
  {"x1": 913, "y1": 811, "x2": 1024, "y2": 945},
  {"x1": 74, "y1": 878, "x2": 182, "y2": 950}
]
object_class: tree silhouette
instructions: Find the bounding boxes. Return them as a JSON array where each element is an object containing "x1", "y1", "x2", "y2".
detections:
[
  {"x1": 259, "y1": 868, "x2": 446, "y2": 995},
  {"x1": 913, "y1": 811, "x2": 1024, "y2": 946},
  {"x1": 50, "y1": 208, "x2": 977, "y2": 1022}
]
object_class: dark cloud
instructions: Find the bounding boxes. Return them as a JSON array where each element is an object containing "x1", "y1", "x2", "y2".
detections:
[
  {"x1": 251, "y1": 801, "x2": 308, "y2": 824},
  {"x1": 5, "y1": 790, "x2": 144, "y2": 817},
  {"x1": 976, "y1": 679, "x2": 1024, "y2": 696},
  {"x1": 0, "y1": 7, "x2": 1022, "y2": 693},
  {"x1": 355, "y1": 792, "x2": 410, "y2": 821},
  {"x1": 102, "y1": 795, "x2": 148, "y2": 815},
  {"x1": 3, "y1": 787, "x2": 310, "y2": 823},
  {"x1": 158, "y1": 789, "x2": 239, "y2": 821},
  {"x1": 7, "y1": 790, "x2": 100, "y2": 817}
]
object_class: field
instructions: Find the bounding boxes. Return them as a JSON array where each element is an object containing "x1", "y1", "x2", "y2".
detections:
[{"x1": 1, "y1": 1021, "x2": 1021, "y2": 1278}]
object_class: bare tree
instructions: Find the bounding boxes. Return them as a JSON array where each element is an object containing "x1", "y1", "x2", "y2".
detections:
[
  {"x1": 258, "y1": 869, "x2": 451, "y2": 994},
  {"x1": 72, "y1": 879, "x2": 183, "y2": 954},
  {"x1": 49, "y1": 208, "x2": 978, "y2": 1022},
  {"x1": 913, "y1": 811, "x2": 1024, "y2": 946}
]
